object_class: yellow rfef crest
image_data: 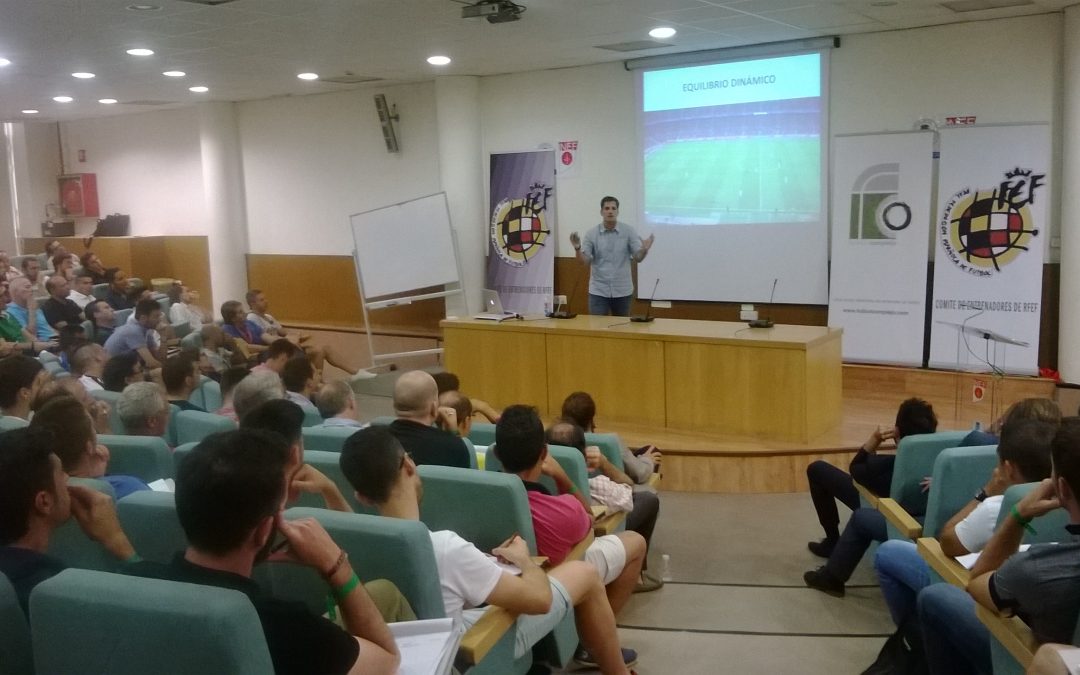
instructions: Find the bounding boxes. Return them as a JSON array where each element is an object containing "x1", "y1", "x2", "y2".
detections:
[{"x1": 490, "y1": 198, "x2": 550, "y2": 267}]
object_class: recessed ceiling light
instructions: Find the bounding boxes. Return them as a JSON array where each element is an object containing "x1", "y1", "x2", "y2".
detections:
[
  {"x1": 427, "y1": 55, "x2": 452, "y2": 66},
  {"x1": 126, "y1": 3, "x2": 161, "y2": 10},
  {"x1": 72, "y1": 72, "x2": 95, "y2": 79},
  {"x1": 189, "y1": 86, "x2": 209, "y2": 93},
  {"x1": 21, "y1": 109, "x2": 39, "y2": 114},
  {"x1": 126, "y1": 48, "x2": 154, "y2": 56},
  {"x1": 0, "y1": 58, "x2": 11, "y2": 67},
  {"x1": 52, "y1": 96, "x2": 73, "y2": 103},
  {"x1": 163, "y1": 70, "x2": 186, "y2": 77},
  {"x1": 649, "y1": 27, "x2": 677, "y2": 39},
  {"x1": 297, "y1": 72, "x2": 319, "y2": 80},
  {"x1": 98, "y1": 98, "x2": 118, "y2": 104}
]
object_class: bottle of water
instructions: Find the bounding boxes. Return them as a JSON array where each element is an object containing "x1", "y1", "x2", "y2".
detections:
[
  {"x1": 660, "y1": 554, "x2": 672, "y2": 582},
  {"x1": 973, "y1": 420, "x2": 982, "y2": 432}
]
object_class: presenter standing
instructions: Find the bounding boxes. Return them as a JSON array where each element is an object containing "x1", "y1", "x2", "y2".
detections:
[{"x1": 570, "y1": 196, "x2": 655, "y2": 316}]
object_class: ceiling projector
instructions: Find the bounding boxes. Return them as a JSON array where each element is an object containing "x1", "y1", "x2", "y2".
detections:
[{"x1": 461, "y1": 0, "x2": 525, "y2": 23}]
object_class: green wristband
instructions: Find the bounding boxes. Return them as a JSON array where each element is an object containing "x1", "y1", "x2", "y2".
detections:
[
  {"x1": 332, "y1": 572, "x2": 361, "y2": 601},
  {"x1": 1010, "y1": 504, "x2": 1037, "y2": 536}
]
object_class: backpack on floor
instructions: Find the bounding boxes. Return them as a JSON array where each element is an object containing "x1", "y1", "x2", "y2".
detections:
[{"x1": 861, "y1": 613, "x2": 928, "y2": 675}]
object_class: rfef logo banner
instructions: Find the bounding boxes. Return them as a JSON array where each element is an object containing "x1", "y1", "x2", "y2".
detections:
[
  {"x1": 486, "y1": 150, "x2": 556, "y2": 314},
  {"x1": 929, "y1": 125, "x2": 1048, "y2": 375},
  {"x1": 828, "y1": 132, "x2": 934, "y2": 366}
]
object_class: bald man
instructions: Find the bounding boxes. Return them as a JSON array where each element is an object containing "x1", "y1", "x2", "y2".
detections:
[{"x1": 387, "y1": 370, "x2": 472, "y2": 469}]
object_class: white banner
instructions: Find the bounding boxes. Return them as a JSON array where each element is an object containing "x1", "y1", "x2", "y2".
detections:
[
  {"x1": 929, "y1": 125, "x2": 1049, "y2": 376},
  {"x1": 828, "y1": 132, "x2": 934, "y2": 366}
]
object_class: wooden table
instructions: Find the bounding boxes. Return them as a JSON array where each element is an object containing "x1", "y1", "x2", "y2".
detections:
[{"x1": 441, "y1": 316, "x2": 842, "y2": 443}]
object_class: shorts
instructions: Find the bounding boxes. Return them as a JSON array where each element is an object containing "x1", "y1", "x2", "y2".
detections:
[
  {"x1": 584, "y1": 534, "x2": 627, "y2": 585},
  {"x1": 460, "y1": 577, "x2": 573, "y2": 659}
]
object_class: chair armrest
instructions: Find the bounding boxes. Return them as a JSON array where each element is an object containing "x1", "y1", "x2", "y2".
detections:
[
  {"x1": 458, "y1": 605, "x2": 518, "y2": 667},
  {"x1": 878, "y1": 498, "x2": 922, "y2": 539},
  {"x1": 647, "y1": 472, "x2": 661, "y2": 489},
  {"x1": 594, "y1": 511, "x2": 627, "y2": 536},
  {"x1": 916, "y1": 537, "x2": 971, "y2": 588},
  {"x1": 565, "y1": 531, "x2": 596, "y2": 562},
  {"x1": 975, "y1": 603, "x2": 1037, "y2": 669},
  {"x1": 854, "y1": 481, "x2": 879, "y2": 509}
]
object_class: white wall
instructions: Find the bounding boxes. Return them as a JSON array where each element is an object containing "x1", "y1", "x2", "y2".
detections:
[
  {"x1": 238, "y1": 82, "x2": 442, "y2": 255},
  {"x1": 58, "y1": 109, "x2": 206, "y2": 236},
  {"x1": 18, "y1": 121, "x2": 62, "y2": 242}
]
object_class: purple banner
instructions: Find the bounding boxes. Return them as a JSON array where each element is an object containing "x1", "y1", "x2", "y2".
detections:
[{"x1": 486, "y1": 150, "x2": 556, "y2": 314}]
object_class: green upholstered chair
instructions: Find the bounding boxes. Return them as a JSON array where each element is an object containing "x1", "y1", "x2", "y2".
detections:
[
  {"x1": 170, "y1": 320, "x2": 193, "y2": 339},
  {"x1": 301, "y1": 406, "x2": 323, "y2": 427},
  {"x1": 112, "y1": 308, "x2": 134, "y2": 327},
  {"x1": 0, "y1": 573, "x2": 33, "y2": 675},
  {"x1": 0, "y1": 416, "x2": 29, "y2": 431},
  {"x1": 99, "y1": 433, "x2": 174, "y2": 483},
  {"x1": 369, "y1": 415, "x2": 396, "y2": 426},
  {"x1": 47, "y1": 477, "x2": 120, "y2": 572},
  {"x1": 172, "y1": 441, "x2": 197, "y2": 474},
  {"x1": 175, "y1": 409, "x2": 236, "y2": 445},
  {"x1": 116, "y1": 491, "x2": 187, "y2": 565},
  {"x1": 91, "y1": 283, "x2": 109, "y2": 300},
  {"x1": 995, "y1": 482, "x2": 1070, "y2": 545},
  {"x1": 291, "y1": 449, "x2": 373, "y2": 514},
  {"x1": 585, "y1": 432, "x2": 626, "y2": 471},
  {"x1": 188, "y1": 377, "x2": 222, "y2": 412},
  {"x1": 30, "y1": 569, "x2": 273, "y2": 675},
  {"x1": 302, "y1": 424, "x2": 362, "y2": 452},
  {"x1": 484, "y1": 444, "x2": 590, "y2": 499},
  {"x1": 921, "y1": 445, "x2": 999, "y2": 539},
  {"x1": 468, "y1": 422, "x2": 496, "y2": 446},
  {"x1": 179, "y1": 331, "x2": 202, "y2": 352},
  {"x1": 878, "y1": 430, "x2": 968, "y2": 538}
]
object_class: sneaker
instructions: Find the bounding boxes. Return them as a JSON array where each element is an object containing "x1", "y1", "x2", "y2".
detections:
[
  {"x1": 349, "y1": 369, "x2": 377, "y2": 382},
  {"x1": 807, "y1": 537, "x2": 837, "y2": 558},
  {"x1": 573, "y1": 645, "x2": 638, "y2": 668},
  {"x1": 633, "y1": 569, "x2": 664, "y2": 593},
  {"x1": 803, "y1": 567, "x2": 845, "y2": 597}
]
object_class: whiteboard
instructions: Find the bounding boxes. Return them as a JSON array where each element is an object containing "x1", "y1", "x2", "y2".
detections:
[{"x1": 349, "y1": 193, "x2": 460, "y2": 299}]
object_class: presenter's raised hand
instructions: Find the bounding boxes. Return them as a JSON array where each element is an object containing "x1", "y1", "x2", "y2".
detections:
[
  {"x1": 642, "y1": 233, "x2": 655, "y2": 251},
  {"x1": 569, "y1": 232, "x2": 581, "y2": 249}
]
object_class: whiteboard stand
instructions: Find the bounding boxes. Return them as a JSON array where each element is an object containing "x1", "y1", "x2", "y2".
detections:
[{"x1": 349, "y1": 193, "x2": 469, "y2": 370}]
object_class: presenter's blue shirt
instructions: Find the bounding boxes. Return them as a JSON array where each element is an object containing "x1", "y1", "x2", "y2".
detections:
[
  {"x1": 581, "y1": 222, "x2": 642, "y2": 298},
  {"x1": 5, "y1": 302, "x2": 56, "y2": 341}
]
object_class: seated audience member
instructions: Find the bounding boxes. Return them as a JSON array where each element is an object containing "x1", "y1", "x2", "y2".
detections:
[
  {"x1": 19, "y1": 257, "x2": 45, "y2": 296},
  {"x1": 102, "y1": 351, "x2": 144, "y2": 392},
  {"x1": 0, "y1": 281, "x2": 53, "y2": 354},
  {"x1": 86, "y1": 299, "x2": 115, "y2": 346},
  {"x1": 342, "y1": 427, "x2": 636, "y2": 673},
  {"x1": 125, "y1": 429, "x2": 400, "y2": 675},
  {"x1": 215, "y1": 366, "x2": 249, "y2": 421},
  {"x1": 804, "y1": 399, "x2": 939, "y2": 597},
  {"x1": 0, "y1": 356, "x2": 48, "y2": 420},
  {"x1": 388, "y1": 370, "x2": 471, "y2": 469},
  {"x1": 43, "y1": 240, "x2": 77, "y2": 273},
  {"x1": 0, "y1": 427, "x2": 138, "y2": 616},
  {"x1": 117, "y1": 381, "x2": 170, "y2": 438},
  {"x1": 80, "y1": 251, "x2": 109, "y2": 285},
  {"x1": 56, "y1": 325, "x2": 87, "y2": 371},
  {"x1": 433, "y1": 371, "x2": 501, "y2": 423},
  {"x1": 315, "y1": 380, "x2": 366, "y2": 428},
  {"x1": 162, "y1": 354, "x2": 205, "y2": 412},
  {"x1": 0, "y1": 250, "x2": 20, "y2": 282},
  {"x1": 6, "y1": 277, "x2": 57, "y2": 342},
  {"x1": 167, "y1": 283, "x2": 206, "y2": 330},
  {"x1": 917, "y1": 418, "x2": 1080, "y2": 675},
  {"x1": 283, "y1": 356, "x2": 320, "y2": 413},
  {"x1": 547, "y1": 420, "x2": 663, "y2": 593},
  {"x1": 873, "y1": 418, "x2": 1056, "y2": 639},
  {"x1": 36, "y1": 376, "x2": 112, "y2": 436},
  {"x1": 51, "y1": 252, "x2": 75, "y2": 282},
  {"x1": 805, "y1": 398, "x2": 939, "y2": 557},
  {"x1": 30, "y1": 396, "x2": 150, "y2": 499},
  {"x1": 41, "y1": 275, "x2": 83, "y2": 329},
  {"x1": 241, "y1": 399, "x2": 351, "y2": 512},
  {"x1": 198, "y1": 324, "x2": 235, "y2": 375},
  {"x1": 72, "y1": 343, "x2": 107, "y2": 391},
  {"x1": 494, "y1": 405, "x2": 646, "y2": 666},
  {"x1": 246, "y1": 289, "x2": 375, "y2": 382},
  {"x1": 103, "y1": 268, "x2": 132, "y2": 310},
  {"x1": 437, "y1": 389, "x2": 474, "y2": 438},
  {"x1": 561, "y1": 391, "x2": 660, "y2": 486},
  {"x1": 68, "y1": 271, "x2": 96, "y2": 310},
  {"x1": 256, "y1": 338, "x2": 301, "y2": 374},
  {"x1": 104, "y1": 298, "x2": 165, "y2": 368},
  {"x1": 231, "y1": 369, "x2": 284, "y2": 422},
  {"x1": 221, "y1": 299, "x2": 270, "y2": 352}
]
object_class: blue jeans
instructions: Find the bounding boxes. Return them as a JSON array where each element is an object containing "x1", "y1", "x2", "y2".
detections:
[
  {"x1": 823, "y1": 507, "x2": 886, "y2": 582},
  {"x1": 917, "y1": 583, "x2": 992, "y2": 675},
  {"x1": 874, "y1": 539, "x2": 932, "y2": 626},
  {"x1": 588, "y1": 293, "x2": 632, "y2": 317}
]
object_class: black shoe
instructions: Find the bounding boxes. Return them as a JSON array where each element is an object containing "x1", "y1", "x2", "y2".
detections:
[
  {"x1": 573, "y1": 645, "x2": 638, "y2": 668},
  {"x1": 807, "y1": 537, "x2": 837, "y2": 558},
  {"x1": 803, "y1": 567, "x2": 845, "y2": 597}
]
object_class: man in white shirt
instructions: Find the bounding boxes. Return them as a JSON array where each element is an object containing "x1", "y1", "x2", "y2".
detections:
[
  {"x1": 314, "y1": 380, "x2": 367, "y2": 428},
  {"x1": 341, "y1": 427, "x2": 634, "y2": 674},
  {"x1": 67, "y1": 272, "x2": 96, "y2": 310},
  {"x1": 72, "y1": 343, "x2": 107, "y2": 392}
]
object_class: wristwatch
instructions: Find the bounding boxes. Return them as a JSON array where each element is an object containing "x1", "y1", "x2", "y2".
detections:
[{"x1": 974, "y1": 489, "x2": 988, "y2": 503}]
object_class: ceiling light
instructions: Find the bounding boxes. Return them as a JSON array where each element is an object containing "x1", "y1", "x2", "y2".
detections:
[
  {"x1": 0, "y1": 58, "x2": 10, "y2": 67},
  {"x1": 297, "y1": 72, "x2": 319, "y2": 80},
  {"x1": 53, "y1": 96, "x2": 73, "y2": 103},
  {"x1": 72, "y1": 72, "x2": 95, "y2": 79},
  {"x1": 126, "y1": 3, "x2": 161, "y2": 10},
  {"x1": 126, "y1": 48, "x2": 154, "y2": 56},
  {"x1": 189, "y1": 86, "x2": 209, "y2": 93},
  {"x1": 21, "y1": 109, "x2": 39, "y2": 114},
  {"x1": 98, "y1": 98, "x2": 118, "y2": 104},
  {"x1": 163, "y1": 70, "x2": 186, "y2": 77},
  {"x1": 649, "y1": 27, "x2": 677, "y2": 39},
  {"x1": 427, "y1": 55, "x2": 451, "y2": 66}
]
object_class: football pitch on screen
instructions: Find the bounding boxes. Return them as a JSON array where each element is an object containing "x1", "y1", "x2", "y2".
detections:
[{"x1": 644, "y1": 136, "x2": 820, "y2": 224}]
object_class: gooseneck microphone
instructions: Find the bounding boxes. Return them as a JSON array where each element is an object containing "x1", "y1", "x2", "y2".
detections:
[
  {"x1": 749, "y1": 278, "x2": 777, "y2": 329},
  {"x1": 631, "y1": 278, "x2": 661, "y2": 323}
]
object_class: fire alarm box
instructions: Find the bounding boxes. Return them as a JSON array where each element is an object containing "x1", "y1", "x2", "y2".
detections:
[{"x1": 58, "y1": 173, "x2": 99, "y2": 218}]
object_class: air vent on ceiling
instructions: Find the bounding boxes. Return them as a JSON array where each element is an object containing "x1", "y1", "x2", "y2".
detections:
[
  {"x1": 175, "y1": 0, "x2": 240, "y2": 5},
  {"x1": 941, "y1": 0, "x2": 1032, "y2": 11},
  {"x1": 594, "y1": 40, "x2": 673, "y2": 52},
  {"x1": 123, "y1": 100, "x2": 177, "y2": 106},
  {"x1": 320, "y1": 73, "x2": 384, "y2": 85}
]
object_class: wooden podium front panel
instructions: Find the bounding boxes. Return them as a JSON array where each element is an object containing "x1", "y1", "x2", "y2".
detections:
[
  {"x1": 805, "y1": 335, "x2": 843, "y2": 440},
  {"x1": 546, "y1": 334, "x2": 665, "y2": 427},
  {"x1": 442, "y1": 326, "x2": 549, "y2": 415}
]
